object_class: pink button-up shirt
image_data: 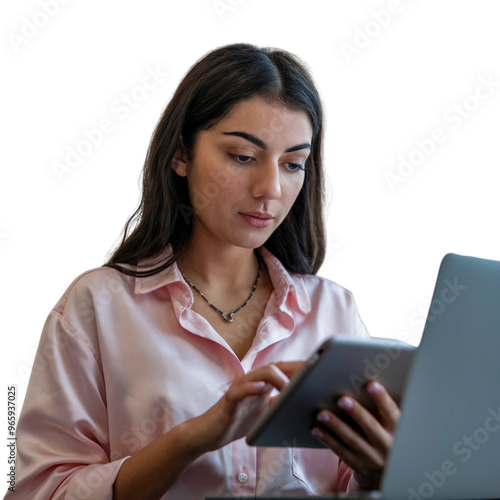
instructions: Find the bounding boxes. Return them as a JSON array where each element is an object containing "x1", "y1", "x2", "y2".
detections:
[{"x1": 8, "y1": 247, "x2": 369, "y2": 499}]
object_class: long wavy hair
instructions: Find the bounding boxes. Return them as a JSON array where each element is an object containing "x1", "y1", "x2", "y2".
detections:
[{"x1": 105, "y1": 43, "x2": 326, "y2": 277}]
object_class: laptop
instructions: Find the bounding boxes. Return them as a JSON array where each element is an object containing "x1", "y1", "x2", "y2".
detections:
[
  {"x1": 381, "y1": 253, "x2": 500, "y2": 499},
  {"x1": 208, "y1": 253, "x2": 500, "y2": 500}
]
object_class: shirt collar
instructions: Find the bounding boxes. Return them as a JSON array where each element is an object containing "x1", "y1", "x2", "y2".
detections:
[
  {"x1": 133, "y1": 246, "x2": 311, "y2": 315},
  {"x1": 133, "y1": 247, "x2": 183, "y2": 295},
  {"x1": 258, "y1": 247, "x2": 311, "y2": 315}
]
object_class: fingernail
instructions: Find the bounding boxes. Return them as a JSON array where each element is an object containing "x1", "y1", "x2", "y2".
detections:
[
  {"x1": 317, "y1": 411, "x2": 331, "y2": 424},
  {"x1": 367, "y1": 381, "x2": 382, "y2": 395},
  {"x1": 337, "y1": 397, "x2": 354, "y2": 410},
  {"x1": 253, "y1": 381, "x2": 266, "y2": 390},
  {"x1": 312, "y1": 427, "x2": 325, "y2": 439}
]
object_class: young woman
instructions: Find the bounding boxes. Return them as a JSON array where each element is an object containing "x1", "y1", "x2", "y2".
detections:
[{"x1": 9, "y1": 43, "x2": 399, "y2": 499}]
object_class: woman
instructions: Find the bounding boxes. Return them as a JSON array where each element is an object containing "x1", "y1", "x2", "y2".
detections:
[{"x1": 9, "y1": 43, "x2": 399, "y2": 499}]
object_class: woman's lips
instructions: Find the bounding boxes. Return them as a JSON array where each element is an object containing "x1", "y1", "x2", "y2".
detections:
[{"x1": 239, "y1": 212, "x2": 274, "y2": 228}]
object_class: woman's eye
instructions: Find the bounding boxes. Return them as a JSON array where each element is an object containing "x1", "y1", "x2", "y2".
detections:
[
  {"x1": 228, "y1": 153, "x2": 305, "y2": 171},
  {"x1": 229, "y1": 154, "x2": 253, "y2": 164},
  {"x1": 285, "y1": 162, "x2": 305, "y2": 172}
]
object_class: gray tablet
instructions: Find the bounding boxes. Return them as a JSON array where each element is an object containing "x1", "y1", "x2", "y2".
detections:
[{"x1": 246, "y1": 335, "x2": 416, "y2": 448}]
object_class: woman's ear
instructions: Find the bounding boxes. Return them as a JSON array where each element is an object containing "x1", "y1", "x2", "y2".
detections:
[{"x1": 171, "y1": 136, "x2": 189, "y2": 177}]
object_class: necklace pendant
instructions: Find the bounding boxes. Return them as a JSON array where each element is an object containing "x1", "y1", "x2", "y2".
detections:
[
  {"x1": 181, "y1": 256, "x2": 262, "y2": 326},
  {"x1": 222, "y1": 312, "x2": 234, "y2": 323}
]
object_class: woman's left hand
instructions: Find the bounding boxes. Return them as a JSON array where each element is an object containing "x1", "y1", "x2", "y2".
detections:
[{"x1": 311, "y1": 380, "x2": 400, "y2": 491}]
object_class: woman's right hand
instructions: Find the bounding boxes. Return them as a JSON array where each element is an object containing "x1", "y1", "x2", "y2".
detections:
[
  {"x1": 184, "y1": 361, "x2": 304, "y2": 453},
  {"x1": 114, "y1": 361, "x2": 304, "y2": 500}
]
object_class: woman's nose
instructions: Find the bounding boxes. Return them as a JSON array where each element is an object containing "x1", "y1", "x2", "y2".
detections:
[{"x1": 250, "y1": 161, "x2": 281, "y2": 200}]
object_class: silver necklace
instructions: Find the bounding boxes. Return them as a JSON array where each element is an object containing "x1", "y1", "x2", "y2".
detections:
[{"x1": 180, "y1": 258, "x2": 262, "y2": 323}]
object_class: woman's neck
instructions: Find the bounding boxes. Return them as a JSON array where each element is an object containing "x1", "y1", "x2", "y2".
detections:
[{"x1": 177, "y1": 238, "x2": 260, "y2": 293}]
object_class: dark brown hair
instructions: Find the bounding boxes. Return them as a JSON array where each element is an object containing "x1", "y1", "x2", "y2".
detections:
[{"x1": 105, "y1": 43, "x2": 326, "y2": 276}]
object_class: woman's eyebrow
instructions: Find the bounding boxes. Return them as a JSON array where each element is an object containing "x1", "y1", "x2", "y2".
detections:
[{"x1": 222, "y1": 131, "x2": 311, "y2": 153}]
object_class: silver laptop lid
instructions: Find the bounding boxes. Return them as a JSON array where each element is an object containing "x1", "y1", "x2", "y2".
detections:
[{"x1": 382, "y1": 253, "x2": 500, "y2": 500}]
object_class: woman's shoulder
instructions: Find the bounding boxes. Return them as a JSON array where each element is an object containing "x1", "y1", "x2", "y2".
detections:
[
  {"x1": 289, "y1": 272, "x2": 362, "y2": 317},
  {"x1": 260, "y1": 247, "x2": 358, "y2": 309},
  {"x1": 261, "y1": 247, "x2": 354, "y2": 297},
  {"x1": 294, "y1": 272, "x2": 356, "y2": 300},
  {"x1": 52, "y1": 265, "x2": 136, "y2": 317}
]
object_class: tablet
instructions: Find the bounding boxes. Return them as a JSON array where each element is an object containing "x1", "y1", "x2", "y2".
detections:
[{"x1": 246, "y1": 335, "x2": 416, "y2": 448}]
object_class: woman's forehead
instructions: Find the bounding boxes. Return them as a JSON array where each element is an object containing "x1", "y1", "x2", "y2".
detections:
[{"x1": 207, "y1": 97, "x2": 313, "y2": 147}]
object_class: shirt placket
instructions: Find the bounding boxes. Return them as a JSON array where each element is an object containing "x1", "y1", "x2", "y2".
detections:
[{"x1": 230, "y1": 438, "x2": 257, "y2": 496}]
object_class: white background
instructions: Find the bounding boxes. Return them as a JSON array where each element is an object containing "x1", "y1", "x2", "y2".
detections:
[{"x1": 2, "y1": 0, "x2": 500, "y2": 419}]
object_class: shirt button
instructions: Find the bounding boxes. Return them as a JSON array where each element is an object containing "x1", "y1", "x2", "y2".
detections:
[{"x1": 237, "y1": 472, "x2": 248, "y2": 484}]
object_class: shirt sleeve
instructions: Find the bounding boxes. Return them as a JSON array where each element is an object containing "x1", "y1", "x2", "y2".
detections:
[
  {"x1": 6, "y1": 308, "x2": 130, "y2": 499},
  {"x1": 337, "y1": 460, "x2": 358, "y2": 491}
]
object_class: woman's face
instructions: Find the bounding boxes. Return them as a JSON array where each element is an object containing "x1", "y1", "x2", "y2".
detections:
[{"x1": 173, "y1": 96, "x2": 313, "y2": 251}]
